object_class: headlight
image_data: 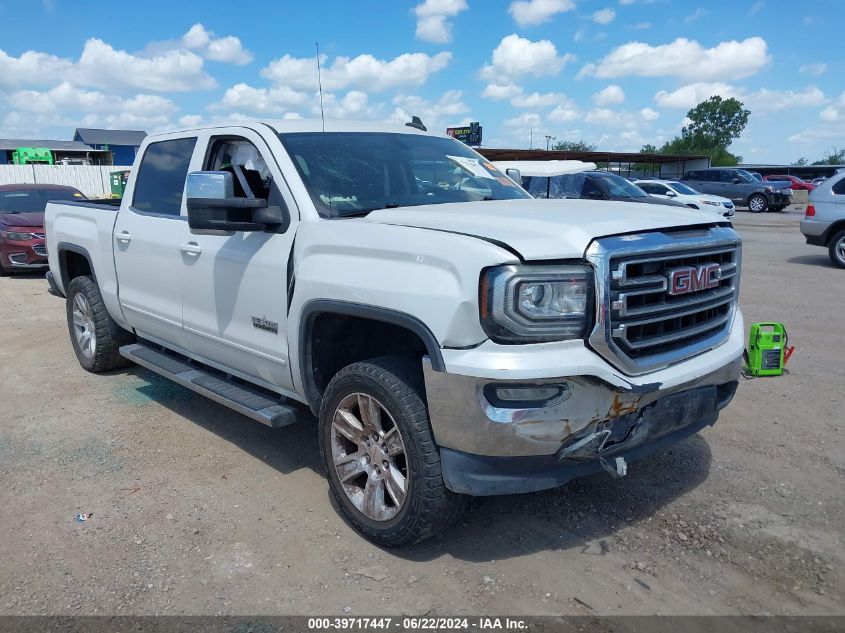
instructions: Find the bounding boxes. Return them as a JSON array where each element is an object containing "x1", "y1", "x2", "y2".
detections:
[
  {"x1": 700, "y1": 200, "x2": 719, "y2": 206},
  {"x1": 1, "y1": 231, "x2": 36, "y2": 241},
  {"x1": 480, "y1": 264, "x2": 593, "y2": 343}
]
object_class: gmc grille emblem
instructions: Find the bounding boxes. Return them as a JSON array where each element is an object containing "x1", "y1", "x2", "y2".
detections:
[{"x1": 667, "y1": 263, "x2": 721, "y2": 296}]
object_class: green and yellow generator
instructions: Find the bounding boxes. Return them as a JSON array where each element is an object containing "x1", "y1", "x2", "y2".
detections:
[{"x1": 744, "y1": 322, "x2": 794, "y2": 377}]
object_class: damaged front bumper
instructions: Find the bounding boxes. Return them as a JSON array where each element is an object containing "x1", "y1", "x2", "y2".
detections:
[{"x1": 422, "y1": 316, "x2": 743, "y2": 496}]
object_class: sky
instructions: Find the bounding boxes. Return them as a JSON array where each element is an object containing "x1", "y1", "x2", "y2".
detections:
[{"x1": 0, "y1": 0, "x2": 842, "y2": 164}]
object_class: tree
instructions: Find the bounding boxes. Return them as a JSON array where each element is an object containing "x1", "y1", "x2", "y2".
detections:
[
  {"x1": 682, "y1": 96, "x2": 750, "y2": 151},
  {"x1": 632, "y1": 144, "x2": 659, "y2": 174},
  {"x1": 812, "y1": 148, "x2": 845, "y2": 165},
  {"x1": 657, "y1": 96, "x2": 749, "y2": 166},
  {"x1": 551, "y1": 139, "x2": 597, "y2": 152},
  {"x1": 793, "y1": 157, "x2": 808, "y2": 166}
]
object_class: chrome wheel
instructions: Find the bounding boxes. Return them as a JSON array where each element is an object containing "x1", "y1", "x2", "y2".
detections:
[
  {"x1": 330, "y1": 392, "x2": 408, "y2": 522},
  {"x1": 71, "y1": 292, "x2": 96, "y2": 359},
  {"x1": 749, "y1": 195, "x2": 766, "y2": 212},
  {"x1": 836, "y1": 236, "x2": 845, "y2": 265}
]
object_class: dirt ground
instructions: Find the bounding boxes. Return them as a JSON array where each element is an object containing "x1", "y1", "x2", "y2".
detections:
[{"x1": 0, "y1": 208, "x2": 842, "y2": 617}]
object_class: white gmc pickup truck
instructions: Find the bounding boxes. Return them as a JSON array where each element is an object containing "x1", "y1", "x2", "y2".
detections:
[{"x1": 46, "y1": 120, "x2": 744, "y2": 546}]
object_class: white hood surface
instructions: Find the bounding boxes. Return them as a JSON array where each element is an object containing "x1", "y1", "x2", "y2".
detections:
[{"x1": 365, "y1": 198, "x2": 725, "y2": 260}]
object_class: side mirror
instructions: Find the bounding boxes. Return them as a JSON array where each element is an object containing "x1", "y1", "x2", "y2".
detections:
[
  {"x1": 587, "y1": 190, "x2": 604, "y2": 200},
  {"x1": 505, "y1": 168, "x2": 522, "y2": 183},
  {"x1": 186, "y1": 171, "x2": 283, "y2": 233},
  {"x1": 665, "y1": 190, "x2": 677, "y2": 197},
  {"x1": 731, "y1": 177, "x2": 741, "y2": 184}
]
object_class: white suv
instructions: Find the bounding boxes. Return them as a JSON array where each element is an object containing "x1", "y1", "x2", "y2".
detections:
[{"x1": 636, "y1": 179, "x2": 735, "y2": 218}]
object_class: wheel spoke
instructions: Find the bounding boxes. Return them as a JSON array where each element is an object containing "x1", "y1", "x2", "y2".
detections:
[
  {"x1": 335, "y1": 450, "x2": 366, "y2": 483},
  {"x1": 383, "y1": 465, "x2": 406, "y2": 507},
  {"x1": 358, "y1": 394, "x2": 382, "y2": 432},
  {"x1": 362, "y1": 477, "x2": 385, "y2": 519},
  {"x1": 383, "y1": 428, "x2": 404, "y2": 456},
  {"x1": 74, "y1": 294, "x2": 87, "y2": 313},
  {"x1": 72, "y1": 312, "x2": 86, "y2": 327},
  {"x1": 333, "y1": 408, "x2": 364, "y2": 443}
]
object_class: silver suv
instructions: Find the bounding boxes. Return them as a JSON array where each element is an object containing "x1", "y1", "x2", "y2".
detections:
[
  {"x1": 680, "y1": 168, "x2": 792, "y2": 213},
  {"x1": 801, "y1": 170, "x2": 845, "y2": 268}
]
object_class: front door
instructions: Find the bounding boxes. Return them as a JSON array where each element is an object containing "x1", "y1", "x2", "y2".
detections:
[
  {"x1": 178, "y1": 132, "x2": 298, "y2": 393},
  {"x1": 114, "y1": 137, "x2": 197, "y2": 350}
]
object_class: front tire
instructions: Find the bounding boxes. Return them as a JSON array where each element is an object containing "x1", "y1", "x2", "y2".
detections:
[
  {"x1": 66, "y1": 275, "x2": 134, "y2": 372},
  {"x1": 318, "y1": 356, "x2": 467, "y2": 547},
  {"x1": 748, "y1": 194, "x2": 768, "y2": 213},
  {"x1": 829, "y1": 230, "x2": 845, "y2": 269}
]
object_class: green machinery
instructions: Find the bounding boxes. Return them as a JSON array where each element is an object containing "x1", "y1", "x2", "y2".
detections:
[
  {"x1": 11, "y1": 147, "x2": 54, "y2": 165},
  {"x1": 110, "y1": 170, "x2": 130, "y2": 198},
  {"x1": 744, "y1": 322, "x2": 794, "y2": 377}
]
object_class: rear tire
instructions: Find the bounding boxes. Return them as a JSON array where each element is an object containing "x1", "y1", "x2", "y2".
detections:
[
  {"x1": 66, "y1": 275, "x2": 134, "y2": 372},
  {"x1": 829, "y1": 230, "x2": 845, "y2": 269},
  {"x1": 748, "y1": 194, "x2": 768, "y2": 213},
  {"x1": 319, "y1": 356, "x2": 467, "y2": 547}
]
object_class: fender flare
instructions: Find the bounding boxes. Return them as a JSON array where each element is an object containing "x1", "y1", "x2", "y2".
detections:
[
  {"x1": 56, "y1": 242, "x2": 97, "y2": 290},
  {"x1": 298, "y1": 299, "x2": 445, "y2": 412}
]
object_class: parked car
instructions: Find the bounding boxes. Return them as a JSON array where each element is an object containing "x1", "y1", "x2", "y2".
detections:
[
  {"x1": 763, "y1": 174, "x2": 816, "y2": 191},
  {"x1": 748, "y1": 171, "x2": 764, "y2": 182},
  {"x1": 811, "y1": 177, "x2": 827, "y2": 186},
  {"x1": 0, "y1": 184, "x2": 85, "y2": 275},
  {"x1": 800, "y1": 170, "x2": 845, "y2": 268},
  {"x1": 680, "y1": 168, "x2": 792, "y2": 213},
  {"x1": 517, "y1": 166, "x2": 688, "y2": 209},
  {"x1": 46, "y1": 120, "x2": 744, "y2": 546},
  {"x1": 634, "y1": 179, "x2": 735, "y2": 219}
]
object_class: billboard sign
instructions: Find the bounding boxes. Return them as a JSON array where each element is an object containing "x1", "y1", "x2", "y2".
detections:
[{"x1": 446, "y1": 122, "x2": 482, "y2": 145}]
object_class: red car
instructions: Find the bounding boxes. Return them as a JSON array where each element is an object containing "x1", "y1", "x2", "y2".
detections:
[
  {"x1": 0, "y1": 184, "x2": 86, "y2": 275},
  {"x1": 763, "y1": 174, "x2": 816, "y2": 191}
]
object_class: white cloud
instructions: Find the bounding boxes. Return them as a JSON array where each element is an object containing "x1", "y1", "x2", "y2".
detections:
[
  {"x1": 820, "y1": 106, "x2": 841, "y2": 123},
  {"x1": 548, "y1": 104, "x2": 580, "y2": 122},
  {"x1": 6, "y1": 82, "x2": 176, "y2": 118},
  {"x1": 627, "y1": 22, "x2": 651, "y2": 30},
  {"x1": 392, "y1": 90, "x2": 470, "y2": 130},
  {"x1": 640, "y1": 107, "x2": 659, "y2": 121},
  {"x1": 212, "y1": 83, "x2": 309, "y2": 114},
  {"x1": 413, "y1": 0, "x2": 468, "y2": 43},
  {"x1": 593, "y1": 8, "x2": 616, "y2": 25},
  {"x1": 584, "y1": 107, "x2": 658, "y2": 128},
  {"x1": 748, "y1": 1, "x2": 765, "y2": 15},
  {"x1": 582, "y1": 37, "x2": 770, "y2": 81},
  {"x1": 0, "y1": 49, "x2": 73, "y2": 87},
  {"x1": 504, "y1": 112, "x2": 543, "y2": 129},
  {"x1": 683, "y1": 8, "x2": 708, "y2": 23},
  {"x1": 508, "y1": 0, "x2": 575, "y2": 27},
  {"x1": 481, "y1": 82, "x2": 523, "y2": 100},
  {"x1": 799, "y1": 62, "x2": 827, "y2": 76},
  {"x1": 655, "y1": 82, "x2": 826, "y2": 112},
  {"x1": 654, "y1": 82, "x2": 738, "y2": 108},
  {"x1": 481, "y1": 34, "x2": 574, "y2": 81},
  {"x1": 311, "y1": 91, "x2": 384, "y2": 120},
  {"x1": 593, "y1": 84, "x2": 624, "y2": 105},
  {"x1": 179, "y1": 114, "x2": 203, "y2": 127},
  {"x1": 74, "y1": 38, "x2": 216, "y2": 91},
  {"x1": 261, "y1": 51, "x2": 451, "y2": 92},
  {"x1": 180, "y1": 24, "x2": 253, "y2": 65},
  {"x1": 511, "y1": 91, "x2": 571, "y2": 108}
]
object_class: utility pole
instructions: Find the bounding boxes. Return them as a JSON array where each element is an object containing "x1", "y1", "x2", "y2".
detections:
[
  {"x1": 529, "y1": 129, "x2": 533, "y2": 149},
  {"x1": 545, "y1": 135, "x2": 556, "y2": 151}
]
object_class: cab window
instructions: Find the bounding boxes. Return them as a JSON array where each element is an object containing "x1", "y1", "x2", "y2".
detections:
[
  {"x1": 132, "y1": 138, "x2": 197, "y2": 215},
  {"x1": 206, "y1": 139, "x2": 273, "y2": 200}
]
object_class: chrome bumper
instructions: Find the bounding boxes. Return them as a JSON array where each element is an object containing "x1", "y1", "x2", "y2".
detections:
[{"x1": 423, "y1": 354, "x2": 742, "y2": 458}]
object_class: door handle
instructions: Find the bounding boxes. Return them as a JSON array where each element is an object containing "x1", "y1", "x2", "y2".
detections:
[
  {"x1": 179, "y1": 242, "x2": 202, "y2": 255},
  {"x1": 115, "y1": 231, "x2": 132, "y2": 243}
]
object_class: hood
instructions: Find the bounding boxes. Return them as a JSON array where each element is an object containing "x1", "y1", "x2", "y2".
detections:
[
  {"x1": 365, "y1": 199, "x2": 724, "y2": 260},
  {"x1": 0, "y1": 212, "x2": 44, "y2": 228},
  {"x1": 627, "y1": 196, "x2": 687, "y2": 208}
]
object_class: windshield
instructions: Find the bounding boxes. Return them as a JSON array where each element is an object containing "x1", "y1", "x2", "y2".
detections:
[
  {"x1": 278, "y1": 132, "x2": 530, "y2": 218},
  {"x1": 735, "y1": 170, "x2": 757, "y2": 184},
  {"x1": 0, "y1": 188, "x2": 84, "y2": 213},
  {"x1": 668, "y1": 182, "x2": 699, "y2": 195},
  {"x1": 591, "y1": 172, "x2": 647, "y2": 198}
]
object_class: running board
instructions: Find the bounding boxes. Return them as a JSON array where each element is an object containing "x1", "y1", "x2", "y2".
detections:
[{"x1": 119, "y1": 343, "x2": 299, "y2": 429}]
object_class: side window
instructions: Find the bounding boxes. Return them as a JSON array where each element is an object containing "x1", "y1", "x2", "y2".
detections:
[
  {"x1": 832, "y1": 178, "x2": 845, "y2": 195},
  {"x1": 207, "y1": 139, "x2": 274, "y2": 200},
  {"x1": 132, "y1": 138, "x2": 197, "y2": 215},
  {"x1": 581, "y1": 177, "x2": 603, "y2": 198},
  {"x1": 720, "y1": 171, "x2": 735, "y2": 183}
]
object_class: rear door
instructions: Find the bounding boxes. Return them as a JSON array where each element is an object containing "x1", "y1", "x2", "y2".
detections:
[
  {"x1": 113, "y1": 136, "x2": 197, "y2": 350},
  {"x1": 178, "y1": 130, "x2": 299, "y2": 393}
]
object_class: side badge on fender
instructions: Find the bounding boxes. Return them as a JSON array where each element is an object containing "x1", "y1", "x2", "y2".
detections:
[{"x1": 251, "y1": 316, "x2": 279, "y2": 334}]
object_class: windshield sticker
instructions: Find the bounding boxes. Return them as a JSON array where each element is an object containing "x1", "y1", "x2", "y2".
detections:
[{"x1": 446, "y1": 155, "x2": 499, "y2": 180}]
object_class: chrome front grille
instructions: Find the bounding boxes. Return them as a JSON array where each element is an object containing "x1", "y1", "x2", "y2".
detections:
[
  {"x1": 32, "y1": 243, "x2": 47, "y2": 257},
  {"x1": 587, "y1": 227, "x2": 742, "y2": 375}
]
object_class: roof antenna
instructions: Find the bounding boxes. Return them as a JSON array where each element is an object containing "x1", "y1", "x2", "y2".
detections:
[
  {"x1": 405, "y1": 116, "x2": 427, "y2": 131},
  {"x1": 316, "y1": 42, "x2": 325, "y2": 132}
]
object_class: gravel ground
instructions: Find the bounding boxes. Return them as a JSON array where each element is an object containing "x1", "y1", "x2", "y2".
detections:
[{"x1": 0, "y1": 208, "x2": 842, "y2": 616}]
